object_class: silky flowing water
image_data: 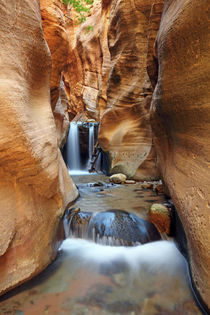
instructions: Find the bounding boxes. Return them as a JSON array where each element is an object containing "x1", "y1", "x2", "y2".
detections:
[{"x1": 0, "y1": 175, "x2": 201, "y2": 314}]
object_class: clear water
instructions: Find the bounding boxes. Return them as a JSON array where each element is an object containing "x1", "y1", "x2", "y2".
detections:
[{"x1": 0, "y1": 175, "x2": 201, "y2": 314}]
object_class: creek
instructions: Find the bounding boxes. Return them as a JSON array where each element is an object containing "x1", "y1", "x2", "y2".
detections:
[
  {"x1": 0, "y1": 123, "x2": 201, "y2": 314},
  {"x1": 0, "y1": 174, "x2": 201, "y2": 314}
]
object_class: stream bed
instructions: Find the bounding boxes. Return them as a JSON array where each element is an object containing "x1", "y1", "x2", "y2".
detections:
[{"x1": 0, "y1": 175, "x2": 201, "y2": 315}]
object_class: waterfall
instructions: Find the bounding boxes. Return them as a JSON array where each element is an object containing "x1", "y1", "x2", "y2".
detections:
[
  {"x1": 66, "y1": 122, "x2": 81, "y2": 172},
  {"x1": 88, "y1": 123, "x2": 94, "y2": 169},
  {"x1": 64, "y1": 121, "x2": 106, "y2": 175}
]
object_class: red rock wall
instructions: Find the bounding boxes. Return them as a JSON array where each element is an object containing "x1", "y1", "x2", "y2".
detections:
[
  {"x1": 98, "y1": 0, "x2": 159, "y2": 179},
  {"x1": 151, "y1": 0, "x2": 210, "y2": 307},
  {"x1": 62, "y1": 0, "x2": 111, "y2": 120},
  {"x1": 45, "y1": 0, "x2": 158, "y2": 179},
  {"x1": 0, "y1": 0, "x2": 78, "y2": 295},
  {"x1": 40, "y1": 0, "x2": 70, "y2": 146}
]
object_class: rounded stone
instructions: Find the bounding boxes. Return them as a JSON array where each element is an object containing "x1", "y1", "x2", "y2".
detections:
[
  {"x1": 149, "y1": 204, "x2": 171, "y2": 234},
  {"x1": 87, "y1": 209, "x2": 161, "y2": 245},
  {"x1": 109, "y1": 173, "x2": 127, "y2": 184}
]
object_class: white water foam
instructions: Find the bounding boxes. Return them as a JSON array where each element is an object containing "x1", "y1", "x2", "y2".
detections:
[
  {"x1": 68, "y1": 170, "x2": 90, "y2": 176},
  {"x1": 60, "y1": 239, "x2": 186, "y2": 274}
]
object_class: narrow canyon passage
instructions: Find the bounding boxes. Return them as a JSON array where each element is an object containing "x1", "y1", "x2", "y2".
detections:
[
  {"x1": 0, "y1": 0, "x2": 209, "y2": 314},
  {"x1": 0, "y1": 173, "x2": 201, "y2": 314}
]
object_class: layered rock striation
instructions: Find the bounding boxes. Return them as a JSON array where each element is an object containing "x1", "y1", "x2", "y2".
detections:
[
  {"x1": 150, "y1": 0, "x2": 210, "y2": 308},
  {"x1": 98, "y1": 0, "x2": 159, "y2": 179},
  {"x1": 0, "y1": 0, "x2": 78, "y2": 295},
  {"x1": 62, "y1": 0, "x2": 111, "y2": 120},
  {"x1": 40, "y1": 0, "x2": 70, "y2": 146},
  {"x1": 62, "y1": 0, "x2": 159, "y2": 179}
]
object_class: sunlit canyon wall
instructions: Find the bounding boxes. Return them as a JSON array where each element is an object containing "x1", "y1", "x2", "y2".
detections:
[
  {"x1": 50, "y1": 0, "x2": 209, "y2": 307},
  {"x1": 0, "y1": 0, "x2": 78, "y2": 295}
]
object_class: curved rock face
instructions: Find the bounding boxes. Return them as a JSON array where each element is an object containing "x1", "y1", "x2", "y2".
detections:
[
  {"x1": 98, "y1": 0, "x2": 159, "y2": 179},
  {"x1": 0, "y1": 0, "x2": 78, "y2": 295},
  {"x1": 62, "y1": 0, "x2": 111, "y2": 120},
  {"x1": 151, "y1": 0, "x2": 210, "y2": 307},
  {"x1": 40, "y1": 0, "x2": 70, "y2": 146},
  {"x1": 59, "y1": 0, "x2": 158, "y2": 180}
]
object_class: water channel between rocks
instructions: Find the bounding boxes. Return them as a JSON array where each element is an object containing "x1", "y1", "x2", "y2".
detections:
[{"x1": 0, "y1": 174, "x2": 201, "y2": 315}]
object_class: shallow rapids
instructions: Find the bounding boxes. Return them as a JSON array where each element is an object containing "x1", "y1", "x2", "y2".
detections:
[
  {"x1": 0, "y1": 175, "x2": 201, "y2": 314},
  {"x1": 61, "y1": 239, "x2": 186, "y2": 274}
]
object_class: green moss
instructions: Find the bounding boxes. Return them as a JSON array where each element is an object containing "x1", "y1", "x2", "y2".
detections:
[{"x1": 63, "y1": 0, "x2": 94, "y2": 24}]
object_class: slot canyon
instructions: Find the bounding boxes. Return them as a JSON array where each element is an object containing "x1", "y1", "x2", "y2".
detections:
[{"x1": 0, "y1": 0, "x2": 209, "y2": 314}]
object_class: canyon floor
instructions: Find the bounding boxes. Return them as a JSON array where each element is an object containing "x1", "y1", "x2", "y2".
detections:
[{"x1": 0, "y1": 175, "x2": 201, "y2": 315}]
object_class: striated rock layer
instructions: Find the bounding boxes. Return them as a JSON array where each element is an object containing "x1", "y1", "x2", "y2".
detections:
[
  {"x1": 98, "y1": 0, "x2": 159, "y2": 179},
  {"x1": 60, "y1": 0, "x2": 158, "y2": 179},
  {"x1": 62, "y1": 0, "x2": 111, "y2": 120},
  {"x1": 150, "y1": 0, "x2": 210, "y2": 308},
  {"x1": 0, "y1": 0, "x2": 78, "y2": 295},
  {"x1": 40, "y1": 0, "x2": 70, "y2": 146}
]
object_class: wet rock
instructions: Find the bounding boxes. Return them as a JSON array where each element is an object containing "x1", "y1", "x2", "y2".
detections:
[
  {"x1": 64, "y1": 208, "x2": 92, "y2": 238},
  {"x1": 87, "y1": 210, "x2": 161, "y2": 246},
  {"x1": 89, "y1": 181, "x2": 104, "y2": 187},
  {"x1": 149, "y1": 204, "x2": 171, "y2": 235},
  {"x1": 87, "y1": 119, "x2": 96, "y2": 123},
  {"x1": 141, "y1": 182, "x2": 153, "y2": 189},
  {"x1": 65, "y1": 208, "x2": 161, "y2": 246},
  {"x1": 153, "y1": 183, "x2": 164, "y2": 194},
  {"x1": 109, "y1": 174, "x2": 127, "y2": 184},
  {"x1": 124, "y1": 180, "x2": 136, "y2": 184}
]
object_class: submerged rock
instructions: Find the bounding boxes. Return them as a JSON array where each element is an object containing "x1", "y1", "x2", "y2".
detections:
[{"x1": 109, "y1": 174, "x2": 127, "y2": 184}]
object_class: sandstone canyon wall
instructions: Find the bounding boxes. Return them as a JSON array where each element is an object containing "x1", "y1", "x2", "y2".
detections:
[
  {"x1": 98, "y1": 0, "x2": 159, "y2": 179},
  {"x1": 62, "y1": 0, "x2": 111, "y2": 120},
  {"x1": 0, "y1": 0, "x2": 78, "y2": 295},
  {"x1": 58, "y1": 0, "x2": 210, "y2": 308},
  {"x1": 40, "y1": 0, "x2": 70, "y2": 147},
  {"x1": 62, "y1": 0, "x2": 159, "y2": 180},
  {"x1": 150, "y1": 0, "x2": 210, "y2": 309}
]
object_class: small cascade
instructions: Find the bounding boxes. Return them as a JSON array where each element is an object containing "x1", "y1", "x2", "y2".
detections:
[
  {"x1": 64, "y1": 209, "x2": 161, "y2": 247},
  {"x1": 66, "y1": 122, "x2": 81, "y2": 171}
]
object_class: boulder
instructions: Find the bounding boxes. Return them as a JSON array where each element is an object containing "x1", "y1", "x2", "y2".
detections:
[
  {"x1": 149, "y1": 203, "x2": 171, "y2": 235},
  {"x1": 109, "y1": 174, "x2": 127, "y2": 184},
  {"x1": 87, "y1": 210, "x2": 161, "y2": 245},
  {"x1": 0, "y1": 0, "x2": 78, "y2": 295}
]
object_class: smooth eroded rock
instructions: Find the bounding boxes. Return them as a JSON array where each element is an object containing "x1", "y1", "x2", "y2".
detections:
[
  {"x1": 149, "y1": 203, "x2": 171, "y2": 234},
  {"x1": 109, "y1": 174, "x2": 127, "y2": 184},
  {"x1": 0, "y1": 0, "x2": 78, "y2": 295},
  {"x1": 40, "y1": 0, "x2": 70, "y2": 146},
  {"x1": 150, "y1": 0, "x2": 210, "y2": 307},
  {"x1": 87, "y1": 210, "x2": 161, "y2": 245},
  {"x1": 65, "y1": 209, "x2": 161, "y2": 246},
  {"x1": 98, "y1": 0, "x2": 159, "y2": 180}
]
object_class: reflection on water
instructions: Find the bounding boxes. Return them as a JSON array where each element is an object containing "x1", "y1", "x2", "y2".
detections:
[{"x1": 0, "y1": 175, "x2": 201, "y2": 314}]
